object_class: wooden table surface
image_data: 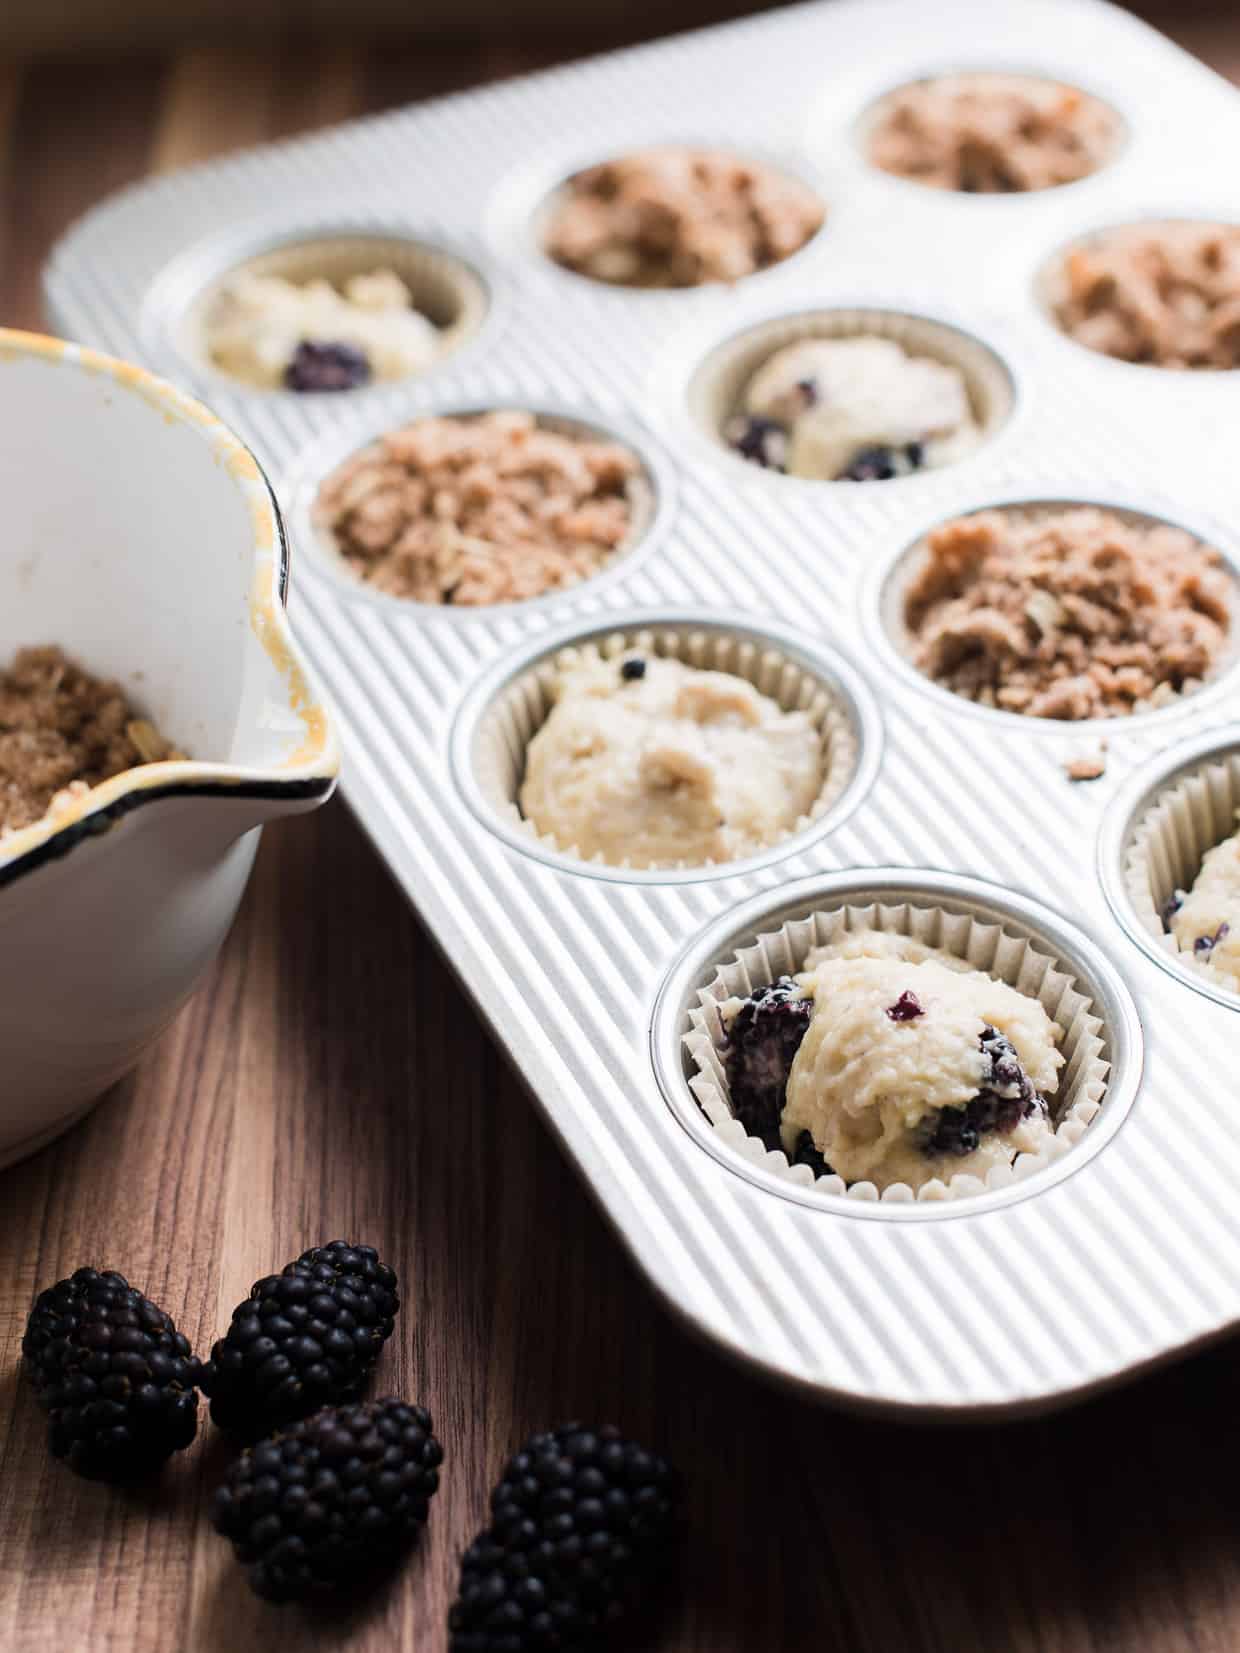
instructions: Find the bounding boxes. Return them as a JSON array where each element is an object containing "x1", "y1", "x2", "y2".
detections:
[{"x1": 2, "y1": 15, "x2": 1240, "y2": 1651}]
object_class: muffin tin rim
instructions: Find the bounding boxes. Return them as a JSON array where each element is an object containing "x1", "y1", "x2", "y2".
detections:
[
  {"x1": 280, "y1": 393, "x2": 680, "y2": 623},
  {"x1": 1099, "y1": 724, "x2": 1240, "y2": 1014},
  {"x1": 447, "y1": 605, "x2": 884, "y2": 885},
  {"x1": 650, "y1": 866, "x2": 1144, "y2": 1221},
  {"x1": 138, "y1": 210, "x2": 502, "y2": 403},
  {"x1": 861, "y1": 484, "x2": 1240, "y2": 736}
]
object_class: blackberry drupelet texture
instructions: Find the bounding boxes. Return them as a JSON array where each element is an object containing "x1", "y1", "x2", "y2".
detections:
[
  {"x1": 200, "y1": 1241, "x2": 398, "y2": 1438},
  {"x1": 722, "y1": 976, "x2": 813, "y2": 1147},
  {"x1": 212, "y1": 1397, "x2": 442, "y2": 1602},
  {"x1": 449, "y1": 1422, "x2": 679, "y2": 1651},
  {"x1": 21, "y1": 1267, "x2": 200, "y2": 1482},
  {"x1": 920, "y1": 1024, "x2": 1046, "y2": 1156}
]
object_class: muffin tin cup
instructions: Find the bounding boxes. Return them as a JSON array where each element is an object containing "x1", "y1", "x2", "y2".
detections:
[
  {"x1": 654, "y1": 870, "x2": 1135, "y2": 1215},
  {"x1": 866, "y1": 488, "x2": 1240, "y2": 735},
  {"x1": 684, "y1": 304, "x2": 1016, "y2": 481},
  {"x1": 143, "y1": 220, "x2": 493, "y2": 398},
  {"x1": 450, "y1": 609, "x2": 881, "y2": 883},
  {"x1": 1102, "y1": 730, "x2": 1240, "y2": 1009},
  {"x1": 281, "y1": 398, "x2": 677, "y2": 620}
]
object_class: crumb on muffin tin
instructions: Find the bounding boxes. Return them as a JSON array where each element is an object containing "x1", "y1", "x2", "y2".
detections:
[
  {"x1": 1050, "y1": 222, "x2": 1240, "y2": 368},
  {"x1": 542, "y1": 145, "x2": 824, "y2": 288},
  {"x1": 902, "y1": 506, "x2": 1233, "y2": 719},
  {"x1": 313, "y1": 411, "x2": 644, "y2": 607},
  {"x1": 0, "y1": 645, "x2": 183, "y2": 839},
  {"x1": 867, "y1": 72, "x2": 1121, "y2": 193}
]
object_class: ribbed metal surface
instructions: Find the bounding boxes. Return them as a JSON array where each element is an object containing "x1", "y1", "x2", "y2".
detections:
[{"x1": 43, "y1": 0, "x2": 1240, "y2": 1414}]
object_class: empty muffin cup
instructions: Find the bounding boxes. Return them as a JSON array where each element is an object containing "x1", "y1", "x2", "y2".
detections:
[
  {"x1": 454, "y1": 614, "x2": 876, "y2": 879},
  {"x1": 675, "y1": 881, "x2": 1115, "y2": 1206},
  {"x1": 172, "y1": 231, "x2": 489, "y2": 392},
  {"x1": 878, "y1": 498, "x2": 1239, "y2": 725},
  {"x1": 1120, "y1": 739, "x2": 1240, "y2": 1003},
  {"x1": 687, "y1": 307, "x2": 1015, "y2": 480}
]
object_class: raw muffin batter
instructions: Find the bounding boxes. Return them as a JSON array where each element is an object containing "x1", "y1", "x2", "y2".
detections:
[
  {"x1": 1051, "y1": 222, "x2": 1240, "y2": 368},
  {"x1": 519, "y1": 653, "x2": 823, "y2": 868},
  {"x1": 721, "y1": 930, "x2": 1062, "y2": 1194},
  {"x1": 0, "y1": 645, "x2": 182, "y2": 839},
  {"x1": 868, "y1": 73, "x2": 1120, "y2": 193},
  {"x1": 206, "y1": 268, "x2": 438, "y2": 390},
  {"x1": 314, "y1": 411, "x2": 640, "y2": 606},
  {"x1": 904, "y1": 507, "x2": 1232, "y2": 718},
  {"x1": 724, "y1": 336, "x2": 979, "y2": 480},
  {"x1": 543, "y1": 146, "x2": 824, "y2": 288},
  {"x1": 1167, "y1": 828, "x2": 1240, "y2": 987}
]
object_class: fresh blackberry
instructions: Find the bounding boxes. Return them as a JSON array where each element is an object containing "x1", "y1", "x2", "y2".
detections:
[
  {"x1": 284, "y1": 340, "x2": 372, "y2": 392},
  {"x1": 722, "y1": 977, "x2": 813, "y2": 1148},
  {"x1": 21, "y1": 1267, "x2": 200, "y2": 1482},
  {"x1": 723, "y1": 413, "x2": 788, "y2": 470},
  {"x1": 449, "y1": 1423, "x2": 679, "y2": 1652},
  {"x1": 200, "y1": 1242, "x2": 398, "y2": 1438},
  {"x1": 921, "y1": 1025, "x2": 1046, "y2": 1157},
  {"x1": 212, "y1": 1397, "x2": 442, "y2": 1603},
  {"x1": 619, "y1": 657, "x2": 647, "y2": 681}
]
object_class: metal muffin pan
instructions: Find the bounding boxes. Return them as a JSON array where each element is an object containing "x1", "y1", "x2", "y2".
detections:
[{"x1": 43, "y1": 0, "x2": 1240, "y2": 1415}]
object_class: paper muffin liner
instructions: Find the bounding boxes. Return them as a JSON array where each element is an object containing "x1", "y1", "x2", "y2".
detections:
[
  {"x1": 307, "y1": 408, "x2": 657, "y2": 606},
  {"x1": 687, "y1": 306, "x2": 1014, "y2": 467},
  {"x1": 882, "y1": 499, "x2": 1240, "y2": 721},
  {"x1": 1124, "y1": 746, "x2": 1240, "y2": 996},
  {"x1": 177, "y1": 233, "x2": 489, "y2": 388},
  {"x1": 471, "y1": 623, "x2": 859, "y2": 872},
  {"x1": 682, "y1": 896, "x2": 1109, "y2": 1203}
]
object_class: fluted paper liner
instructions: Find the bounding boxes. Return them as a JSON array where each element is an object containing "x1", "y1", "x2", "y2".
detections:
[
  {"x1": 1124, "y1": 746, "x2": 1240, "y2": 996},
  {"x1": 688, "y1": 306, "x2": 1014, "y2": 466},
  {"x1": 682, "y1": 897, "x2": 1109, "y2": 1203},
  {"x1": 884, "y1": 501, "x2": 1240, "y2": 716},
  {"x1": 178, "y1": 233, "x2": 489, "y2": 388},
  {"x1": 473, "y1": 624, "x2": 860, "y2": 871},
  {"x1": 309, "y1": 410, "x2": 656, "y2": 601}
]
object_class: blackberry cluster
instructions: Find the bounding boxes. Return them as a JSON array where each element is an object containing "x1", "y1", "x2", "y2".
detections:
[
  {"x1": 21, "y1": 1268, "x2": 200, "y2": 1482},
  {"x1": 284, "y1": 340, "x2": 372, "y2": 392},
  {"x1": 722, "y1": 976, "x2": 813, "y2": 1147},
  {"x1": 211, "y1": 1397, "x2": 443, "y2": 1602},
  {"x1": 200, "y1": 1242, "x2": 398, "y2": 1438},
  {"x1": 449, "y1": 1423, "x2": 678, "y2": 1652},
  {"x1": 921, "y1": 1025, "x2": 1046, "y2": 1157}
]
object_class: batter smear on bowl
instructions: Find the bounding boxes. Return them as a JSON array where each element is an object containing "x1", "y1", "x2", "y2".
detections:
[
  {"x1": 314, "y1": 411, "x2": 643, "y2": 606},
  {"x1": 720, "y1": 931, "x2": 1061, "y2": 1194},
  {"x1": 867, "y1": 72, "x2": 1120, "y2": 193},
  {"x1": 543, "y1": 146, "x2": 824, "y2": 288},
  {"x1": 0, "y1": 646, "x2": 182, "y2": 838},
  {"x1": 518, "y1": 653, "x2": 823, "y2": 868},
  {"x1": 1050, "y1": 222, "x2": 1240, "y2": 368},
  {"x1": 903, "y1": 507, "x2": 1232, "y2": 718}
]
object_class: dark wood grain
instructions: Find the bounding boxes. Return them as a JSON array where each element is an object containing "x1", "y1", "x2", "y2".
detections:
[{"x1": 2, "y1": 19, "x2": 1240, "y2": 1651}]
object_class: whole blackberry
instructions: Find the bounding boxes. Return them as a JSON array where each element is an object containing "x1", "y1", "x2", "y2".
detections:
[
  {"x1": 449, "y1": 1422, "x2": 679, "y2": 1652},
  {"x1": 723, "y1": 976, "x2": 813, "y2": 1148},
  {"x1": 200, "y1": 1242, "x2": 398, "y2": 1438},
  {"x1": 921, "y1": 1025, "x2": 1047, "y2": 1157},
  {"x1": 21, "y1": 1267, "x2": 200, "y2": 1481},
  {"x1": 212, "y1": 1397, "x2": 442, "y2": 1602},
  {"x1": 284, "y1": 339, "x2": 371, "y2": 392}
]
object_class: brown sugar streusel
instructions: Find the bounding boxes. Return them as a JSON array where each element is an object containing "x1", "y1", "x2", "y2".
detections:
[
  {"x1": 543, "y1": 146, "x2": 824, "y2": 288},
  {"x1": 0, "y1": 646, "x2": 183, "y2": 838},
  {"x1": 1050, "y1": 222, "x2": 1240, "y2": 369},
  {"x1": 867, "y1": 73, "x2": 1120, "y2": 194},
  {"x1": 903, "y1": 508, "x2": 1232, "y2": 720},
  {"x1": 314, "y1": 411, "x2": 644, "y2": 607}
]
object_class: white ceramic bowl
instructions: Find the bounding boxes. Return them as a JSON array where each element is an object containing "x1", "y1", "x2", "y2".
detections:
[{"x1": 0, "y1": 330, "x2": 339, "y2": 1167}]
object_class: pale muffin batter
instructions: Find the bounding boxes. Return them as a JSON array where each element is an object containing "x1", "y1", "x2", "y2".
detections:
[
  {"x1": 727, "y1": 337, "x2": 979, "y2": 480},
  {"x1": 519, "y1": 654, "x2": 823, "y2": 868},
  {"x1": 1170, "y1": 827, "x2": 1240, "y2": 987},
  {"x1": 206, "y1": 268, "x2": 438, "y2": 389}
]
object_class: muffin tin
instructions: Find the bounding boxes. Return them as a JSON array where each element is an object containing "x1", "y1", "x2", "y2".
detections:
[{"x1": 43, "y1": 0, "x2": 1240, "y2": 1415}]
